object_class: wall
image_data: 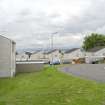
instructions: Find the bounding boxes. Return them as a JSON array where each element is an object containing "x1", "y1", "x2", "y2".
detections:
[
  {"x1": 16, "y1": 62, "x2": 44, "y2": 73},
  {"x1": 85, "y1": 52, "x2": 93, "y2": 57},
  {"x1": 11, "y1": 41, "x2": 16, "y2": 76},
  {"x1": 0, "y1": 36, "x2": 11, "y2": 77}
]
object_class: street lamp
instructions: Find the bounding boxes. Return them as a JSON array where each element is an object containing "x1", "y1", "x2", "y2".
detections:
[
  {"x1": 51, "y1": 32, "x2": 58, "y2": 63},
  {"x1": 51, "y1": 32, "x2": 58, "y2": 50}
]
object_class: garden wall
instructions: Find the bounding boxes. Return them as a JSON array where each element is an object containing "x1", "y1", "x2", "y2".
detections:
[{"x1": 16, "y1": 62, "x2": 44, "y2": 73}]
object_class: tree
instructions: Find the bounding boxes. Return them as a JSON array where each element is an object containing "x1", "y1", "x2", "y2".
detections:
[{"x1": 82, "y1": 33, "x2": 105, "y2": 51}]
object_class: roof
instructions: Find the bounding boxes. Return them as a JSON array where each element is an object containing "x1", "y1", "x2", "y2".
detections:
[
  {"x1": 87, "y1": 46, "x2": 105, "y2": 52},
  {"x1": 44, "y1": 49, "x2": 59, "y2": 54},
  {"x1": 64, "y1": 48, "x2": 79, "y2": 54},
  {"x1": 32, "y1": 51, "x2": 43, "y2": 54},
  {"x1": 0, "y1": 35, "x2": 16, "y2": 44}
]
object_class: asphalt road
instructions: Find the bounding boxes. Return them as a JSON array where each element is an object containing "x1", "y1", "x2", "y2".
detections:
[{"x1": 59, "y1": 64, "x2": 105, "y2": 82}]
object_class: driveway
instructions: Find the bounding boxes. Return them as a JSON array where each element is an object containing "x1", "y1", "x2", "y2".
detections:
[{"x1": 59, "y1": 64, "x2": 105, "y2": 82}]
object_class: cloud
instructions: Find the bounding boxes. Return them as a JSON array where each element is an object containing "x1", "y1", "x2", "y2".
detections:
[{"x1": 0, "y1": 0, "x2": 105, "y2": 51}]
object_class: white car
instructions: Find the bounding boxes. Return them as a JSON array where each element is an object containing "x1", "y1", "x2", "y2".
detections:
[{"x1": 50, "y1": 58, "x2": 61, "y2": 65}]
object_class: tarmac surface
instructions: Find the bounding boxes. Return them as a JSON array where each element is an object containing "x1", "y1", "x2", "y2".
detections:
[{"x1": 59, "y1": 64, "x2": 105, "y2": 82}]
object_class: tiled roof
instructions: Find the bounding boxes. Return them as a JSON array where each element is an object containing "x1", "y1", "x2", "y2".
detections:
[
  {"x1": 44, "y1": 49, "x2": 59, "y2": 54},
  {"x1": 64, "y1": 48, "x2": 79, "y2": 54},
  {"x1": 87, "y1": 46, "x2": 105, "y2": 52}
]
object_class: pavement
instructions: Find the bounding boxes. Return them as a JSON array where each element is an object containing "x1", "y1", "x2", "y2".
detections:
[{"x1": 59, "y1": 64, "x2": 105, "y2": 82}]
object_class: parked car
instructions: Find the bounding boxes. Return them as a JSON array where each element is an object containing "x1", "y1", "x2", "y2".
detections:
[{"x1": 50, "y1": 58, "x2": 60, "y2": 65}]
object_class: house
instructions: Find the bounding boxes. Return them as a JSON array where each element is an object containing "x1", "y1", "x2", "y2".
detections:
[
  {"x1": 63, "y1": 48, "x2": 84, "y2": 61},
  {"x1": 0, "y1": 35, "x2": 16, "y2": 77},
  {"x1": 16, "y1": 52, "x2": 28, "y2": 61},
  {"x1": 30, "y1": 51, "x2": 45, "y2": 60},
  {"x1": 44, "y1": 49, "x2": 61, "y2": 61},
  {"x1": 86, "y1": 46, "x2": 105, "y2": 56},
  {"x1": 85, "y1": 47, "x2": 105, "y2": 63}
]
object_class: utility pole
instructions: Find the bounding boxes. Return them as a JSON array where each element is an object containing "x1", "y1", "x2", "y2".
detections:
[{"x1": 51, "y1": 32, "x2": 58, "y2": 63}]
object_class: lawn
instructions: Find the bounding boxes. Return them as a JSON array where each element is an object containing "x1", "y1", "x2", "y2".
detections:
[{"x1": 0, "y1": 66, "x2": 105, "y2": 105}]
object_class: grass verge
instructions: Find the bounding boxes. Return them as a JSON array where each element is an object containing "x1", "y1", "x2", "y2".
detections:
[{"x1": 0, "y1": 66, "x2": 105, "y2": 105}]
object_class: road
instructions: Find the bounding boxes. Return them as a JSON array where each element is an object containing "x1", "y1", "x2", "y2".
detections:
[{"x1": 59, "y1": 64, "x2": 105, "y2": 82}]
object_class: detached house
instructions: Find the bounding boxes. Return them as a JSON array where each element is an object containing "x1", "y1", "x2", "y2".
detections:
[
  {"x1": 30, "y1": 51, "x2": 45, "y2": 60},
  {"x1": 44, "y1": 49, "x2": 61, "y2": 61},
  {"x1": 85, "y1": 47, "x2": 105, "y2": 63},
  {"x1": 86, "y1": 47, "x2": 105, "y2": 56},
  {"x1": 16, "y1": 52, "x2": 28, "y2": 61},
  {"x1": 0, "y1": 35, "x2": 16, "y2": 77},
  {"x1": 63, "y1": 48, "x2": 84, "y2": 62}
]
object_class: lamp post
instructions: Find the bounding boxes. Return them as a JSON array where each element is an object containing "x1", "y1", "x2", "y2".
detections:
[{"x1": 51, "y1": 32, "x2": 58, "y2": 63}]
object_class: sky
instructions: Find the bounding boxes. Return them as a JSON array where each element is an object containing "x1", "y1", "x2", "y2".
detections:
[{"x1": 0, "y1": 0, "x2": 105, "y2": 51}]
